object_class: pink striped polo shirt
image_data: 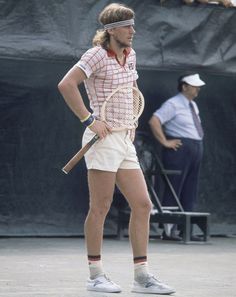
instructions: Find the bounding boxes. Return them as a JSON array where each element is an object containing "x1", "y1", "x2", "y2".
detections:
[{"x1": 76, "y1": 46, "x2": 139, "y2": 123}]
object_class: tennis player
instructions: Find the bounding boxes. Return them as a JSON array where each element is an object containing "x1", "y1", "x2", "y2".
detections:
[{"x1": 58, "y1": 3, "x2": 175, "y2": 295}]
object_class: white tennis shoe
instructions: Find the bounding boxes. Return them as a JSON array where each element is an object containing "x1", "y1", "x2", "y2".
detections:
[
  {"x1": 131, "y1": 274, "x2": 175, "y2": 295},
  {"x1": 86, "y1": 274, "x2": 122, "y2": 293}
]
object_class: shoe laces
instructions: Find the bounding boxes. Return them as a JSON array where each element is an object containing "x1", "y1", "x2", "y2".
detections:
[
  {"x1": 145, "y1": 274, "x2": 164, "y2": 287},
  {"x1": 101, "y1": 274, "x2": 115, "y2": 284}
]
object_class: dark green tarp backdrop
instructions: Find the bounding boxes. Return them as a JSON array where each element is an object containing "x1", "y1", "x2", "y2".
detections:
[{"x1": 0, "y1": 0, "x2": 235, "y2": 236}]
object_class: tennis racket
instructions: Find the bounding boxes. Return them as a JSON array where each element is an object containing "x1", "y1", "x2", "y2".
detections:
[{"x1": 62, "y1": 85, "x2": 145, "y2": 174}]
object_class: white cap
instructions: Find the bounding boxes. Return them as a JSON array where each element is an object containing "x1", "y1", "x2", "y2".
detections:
[{"x1": 181, "y1": 74, "x2": 205, "y2": 87}]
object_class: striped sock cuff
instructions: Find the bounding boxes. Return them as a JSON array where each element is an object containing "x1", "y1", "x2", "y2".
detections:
[
  {"x1": 88, "y1": 255, "x2": 101, "y2": 262},
  {"x1": 133, "y1": 256, "x2": 147, "y2": 264}
]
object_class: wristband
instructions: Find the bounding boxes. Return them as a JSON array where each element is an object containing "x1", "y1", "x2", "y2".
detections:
[
  {"x1": 82, "y1": 114, "x2": 96, "y2": 127},
  {"x1": 81, "y1": 113, "x2": 91, "y2": 123},
  {"x1": 87, "y1": 117, "x2": 96, "y2": 128}
]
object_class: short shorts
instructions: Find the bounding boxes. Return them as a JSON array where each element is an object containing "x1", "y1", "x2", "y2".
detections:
[{"x1": 82, "y1": 128, "x2": 140, "y2": 172}]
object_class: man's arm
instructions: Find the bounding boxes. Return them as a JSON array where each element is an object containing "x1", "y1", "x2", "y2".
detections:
[
  {"x1": 58, "y1": 65, "x2": 111, "y2": 138},
  {"x1": 197, "y1": 0, "x2": 233, "y2": 7},
  {"x1": 148, "y1": 115, "x2": 182, "y2": 151},
  {"x1": 58, "y1": 66, "x2": 90, "y2": 120}
]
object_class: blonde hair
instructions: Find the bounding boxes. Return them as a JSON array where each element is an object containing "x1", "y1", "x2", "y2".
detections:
[{"x1": 92, "y1": 3, "x2": 135, "y2": 49}]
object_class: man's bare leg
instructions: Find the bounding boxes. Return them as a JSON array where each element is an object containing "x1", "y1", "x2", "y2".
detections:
[
  {"x1": 84, "y1": 169, "x2": 122, "y2": 293},
  {"x1": 85, "y1": 169, "x2": 116, "y2": 256},
  {"x1": 116, "y1": 168, "x2": 175, "y2": 295},
  {"x1": 116, "y1": 168, "x2": 152, "y2": 258}
]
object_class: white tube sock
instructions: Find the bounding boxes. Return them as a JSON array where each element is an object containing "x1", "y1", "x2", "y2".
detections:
[
  {"x1": 134, "y1": 262, "x2": 149, "y2": 282},
  {"x1": 89, "y1": 260, "x2": 104, "y2": 279}
]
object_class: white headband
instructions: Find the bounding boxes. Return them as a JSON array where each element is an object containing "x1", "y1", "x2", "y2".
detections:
[{"x1": 104, "y1": 18, "x2": 134, "y2": 30}]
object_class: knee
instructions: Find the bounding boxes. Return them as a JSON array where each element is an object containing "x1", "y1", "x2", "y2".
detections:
[
  {"x1": 131, "y1": 198, "x2": 152, "y2": 215},
  {"x1": 89, "y1": 197, "x2": 112, "y2": 218}
]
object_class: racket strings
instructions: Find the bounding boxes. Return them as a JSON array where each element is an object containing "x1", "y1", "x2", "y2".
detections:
[{"x1": 104, "y1": 87, "x2": 144, "y2": 129}]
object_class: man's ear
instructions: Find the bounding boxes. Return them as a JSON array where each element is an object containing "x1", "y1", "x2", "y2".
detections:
[{"x1": 107, "y1": 28, "x2": 114, "y2": 36}]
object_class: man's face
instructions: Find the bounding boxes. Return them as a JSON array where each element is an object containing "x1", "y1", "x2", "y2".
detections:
[
  {"x1": 110, "y1": 25, "x2": 135, "y2": 48},
  {"x1": 183, "y1": 84, "x2": 201, "y2": 99}
]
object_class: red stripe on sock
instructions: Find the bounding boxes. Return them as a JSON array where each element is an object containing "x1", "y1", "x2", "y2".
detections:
[
  {"x1": 88, "y1": 255, "x2": 101, "y2": 261},
  {"x1": 133, "y1": 256, "x2": 147, "y2": 264}
]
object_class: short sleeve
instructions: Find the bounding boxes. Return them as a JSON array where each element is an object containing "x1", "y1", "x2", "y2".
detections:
[
  {"x1": 153, "y1": 100, "x2": 176, "y2": 124},
  {"x1": 76, "y1": 47, "x2": 105, "y2": 78}
]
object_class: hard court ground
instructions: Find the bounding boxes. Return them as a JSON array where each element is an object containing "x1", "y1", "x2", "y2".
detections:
[{"x1": 0, "y1": 236, "x2": 235, "y2": 297}]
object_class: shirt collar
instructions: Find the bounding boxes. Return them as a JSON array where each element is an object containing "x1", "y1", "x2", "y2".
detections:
[
  {"x1": 107, "y1": 47, "x2": 131, "y2": 58},
  {"x1": 179, "y1": 92, "x2": 191, "y2": 107}
]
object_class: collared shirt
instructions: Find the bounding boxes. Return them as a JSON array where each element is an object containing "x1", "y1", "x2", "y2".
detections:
[
  {"x1": 153, "y1": 93, "x2": 203, "y2": 140},
  {"x1": 76, "y1": 46, "x2": 138, "y2": 119}
]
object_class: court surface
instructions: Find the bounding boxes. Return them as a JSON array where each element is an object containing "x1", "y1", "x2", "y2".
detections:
[{"x1": 0, "y1": 236, "x2": 235, "y2": 297}]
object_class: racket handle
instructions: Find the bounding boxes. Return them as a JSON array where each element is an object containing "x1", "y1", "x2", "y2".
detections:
[{"x1": 62, "y1": 135, "x2": 99, "y2": 174}]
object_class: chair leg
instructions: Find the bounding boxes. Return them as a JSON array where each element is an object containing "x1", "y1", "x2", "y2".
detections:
[{"x1": 182, "y1": 215, "x2": 191, "y2": 243}]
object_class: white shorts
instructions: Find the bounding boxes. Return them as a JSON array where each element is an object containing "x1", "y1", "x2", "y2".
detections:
[{"x1": 82, "y1": 128, "x2": 140, "y2": 172}]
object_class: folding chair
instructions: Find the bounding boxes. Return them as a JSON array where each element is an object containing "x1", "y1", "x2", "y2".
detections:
[{"x1": 117, "y1": 131, "x2": 210, "y2": 243}]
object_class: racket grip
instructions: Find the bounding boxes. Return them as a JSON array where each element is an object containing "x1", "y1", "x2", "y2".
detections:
[{"x1": 62, "y1": 134, "x2": 99, "y2": 174}]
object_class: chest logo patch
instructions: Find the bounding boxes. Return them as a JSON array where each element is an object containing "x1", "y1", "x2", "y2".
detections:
[{"x1": 128, "y1": 62, "x2": 134, "y2": 70}]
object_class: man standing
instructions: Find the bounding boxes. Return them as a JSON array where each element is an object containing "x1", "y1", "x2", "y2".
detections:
[
  {"x1": 58, "y1": 3, "x2": 175, "y2": 295},
  {"x1": 149, "y1": 73, "x2": 205, "y2": 240}
]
